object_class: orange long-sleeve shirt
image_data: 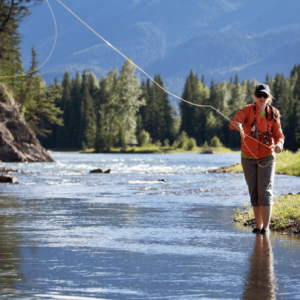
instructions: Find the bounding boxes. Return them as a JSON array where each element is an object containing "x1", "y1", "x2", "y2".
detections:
[{"x1": 229, "y1": 103, "x2": 285, "y2": 159}]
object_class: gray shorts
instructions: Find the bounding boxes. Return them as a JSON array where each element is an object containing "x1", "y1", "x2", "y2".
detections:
[{"x1": 241, "y1": 155, "x2": 276, "y2": 207}]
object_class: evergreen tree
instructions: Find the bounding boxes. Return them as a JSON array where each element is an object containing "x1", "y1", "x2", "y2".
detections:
[
  {"x1": 22, "y1": 47, "x2": 63, "y2": 136},
  {"x1": 156, "y1": 74, "x2": 174, "y2": 143},
  {"x1": 78, "y1": 70, "x2": 96, "y2": 149},
  {"x1": 68, "y1": 71, "x2": 82, "y2": 149},
  {"x1": 95, "y1": 117, "x2": 106, "y2": 152},
  {"x1": 59, "y1": 71, "x2": 72, "y2": 148},
  {"x1": 0, "y1": 0, "x2": 42, "y2": 95},
  {"x1": 180, "y1": 70, "x2": 209, "y2": 145},
  {"x1": 143, "y1": 74, "x2": 175, "y2": 143}
]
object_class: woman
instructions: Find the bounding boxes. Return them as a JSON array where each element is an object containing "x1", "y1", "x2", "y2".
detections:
[{"x1": 229, "y1": 84, "x2": 285, "y2": 234}]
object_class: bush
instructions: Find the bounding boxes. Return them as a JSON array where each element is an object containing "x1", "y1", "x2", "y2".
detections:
[
  {"x1": 210, "y1": 136, "x2": 223, "y2": 147},
  {"x1": 164, "y1": 139, "x2": 169, "y2": 147},
  {"x1": 175, "y1": 131, "x2": 189, "y2": 149},
  {"x1": 138, "y1": 130, "x2": 150, "y2": 147},
  {"x1": 155, "y1": 140, "x2": 162, "y2": 147},
  {"x1": 187, "y1": 138, "x2": 197, "y2": 150},
  {"x1": 203, "y1": 141, "x2": 209, "y2": 148},
  {"x1": 172, "y1": 140, "x2": 178, "y2": 148}
]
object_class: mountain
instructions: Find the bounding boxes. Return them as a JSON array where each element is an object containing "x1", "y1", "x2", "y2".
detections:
[{"x1": 19, "y1": 0, "x2": 300, "y2": 104}]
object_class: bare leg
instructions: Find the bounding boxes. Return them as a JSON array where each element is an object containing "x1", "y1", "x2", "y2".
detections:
[
  {"x1": 261, "y1": 205, "x2": 272, "y2": 229},
  {"x1": 253, "y1": 205, "x2": 263, "y2": 229}
]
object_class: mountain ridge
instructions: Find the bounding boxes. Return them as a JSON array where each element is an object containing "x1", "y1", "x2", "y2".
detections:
[{"x1": 18, "y1": 0, "x2": 300, "y2": 104}]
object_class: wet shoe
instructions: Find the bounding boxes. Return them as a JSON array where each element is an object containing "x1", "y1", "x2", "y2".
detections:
[
  {"x1": 252, "y1": 227, "x2": 261, "y2": 234},
  {"x1": 260, "y1": 228, "x2": 270, "y2": 235}
]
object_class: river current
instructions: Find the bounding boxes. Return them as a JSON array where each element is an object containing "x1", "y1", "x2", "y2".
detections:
[{"x1": 1, "y1": 153, "x2": 300, "y2": 299}]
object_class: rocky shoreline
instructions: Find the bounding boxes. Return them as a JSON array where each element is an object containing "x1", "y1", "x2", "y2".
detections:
[{"x1": 0, "y1": 84, "x2": 54, "y2": 162}]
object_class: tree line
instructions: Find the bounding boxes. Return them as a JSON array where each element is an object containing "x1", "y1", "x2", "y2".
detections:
[{"x1": 38, "y1": 63, "x2": 300, "y2": 152}]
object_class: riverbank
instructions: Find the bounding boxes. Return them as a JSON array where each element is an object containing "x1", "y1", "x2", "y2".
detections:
[
  {"x1": 80, "y1": 145, "x2": 237, "y2": 154},
  {"x1": 233, "y1": 194, "x2": 300, "y2": 235},
  {"x1": 209, "y1": 150, "x2": 300, "y2": 176}
]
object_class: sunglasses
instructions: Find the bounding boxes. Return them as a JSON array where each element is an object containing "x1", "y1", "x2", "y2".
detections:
[{"x1": 256, "y1": 92, "x2": 269, "y2": 99}]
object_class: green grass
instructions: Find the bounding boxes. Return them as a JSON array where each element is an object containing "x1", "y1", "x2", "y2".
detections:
[
  {"x1": 275, "y1": 150, "x2": 300, "y2": 176},
  {"x1": 233, "y1": 194, "x2": 300, "y2": 234},
  {"x1": 80, "y1": 145, "x2": 237, "y2": 154},
  {"x1": 224, "y1": 150, "x2": 300, "y2": 176}
]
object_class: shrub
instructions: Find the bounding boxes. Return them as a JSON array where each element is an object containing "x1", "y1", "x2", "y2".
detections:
[
  {"x1": 176, "y1": 131, "x2": 189, "y2": 149},
  {"x1": 187, "y1": 138, "x2": 197, "y2": 150},
  {"x1": 172, "y1": 140, "x2": 178, "y2": 148},
  {"x1": 164, "y1": 139, "x2": 169, "y2": 147},
  {"x1": 138, "y1": 130, "x2": 150, "y2": 147},
  {"x1": 210, "y1": 136, "x2": 223, "y2": 147},
  {"x1": 156, "y1": 140, "x2": 162, "y2": 147}
]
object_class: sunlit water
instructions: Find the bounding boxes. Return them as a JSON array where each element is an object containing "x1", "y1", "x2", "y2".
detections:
[{"x1": 1, "y1": 153, "x2": 300, "y2": 300}]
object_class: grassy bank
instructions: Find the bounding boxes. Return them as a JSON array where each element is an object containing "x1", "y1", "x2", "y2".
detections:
[
  {"x1": 80, "y1": 145, "x2": 236, "y2": 154},
  {"x1": 233, "y1": 194, "x2": 300, "y2": 235},
  {"x1": 216, "y1": 150, "x2": 300, "y2": 176}
]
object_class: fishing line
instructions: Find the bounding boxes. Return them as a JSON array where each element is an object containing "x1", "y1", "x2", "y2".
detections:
[
  {"x1": 57, "y1": 0, "x2": 279, "y2": 164},
  {"x1": 0, "y1": 0, "x2": 57, "y2": 78}
]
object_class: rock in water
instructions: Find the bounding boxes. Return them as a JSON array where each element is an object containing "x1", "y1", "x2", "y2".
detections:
[
  {"x1": 0, "y1": 84, "x2": 54, "y2": 162},
  {"x1": 90, "y1": 168, "x2": 111, "y2": 174},
  {"x1": 0, "y1": 175, "x2": 18, "y2": 183}
]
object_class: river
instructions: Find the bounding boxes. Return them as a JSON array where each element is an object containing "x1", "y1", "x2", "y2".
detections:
[{"x1": 1, "y1": 153, "x2": 300, "y2": 299}]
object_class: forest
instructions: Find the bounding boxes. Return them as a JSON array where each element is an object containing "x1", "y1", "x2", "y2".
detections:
[
  {"x1": 38, "y1": 63, "x2": 300, "y2": 152},
  {"x1": 1, "y1": 0, "x2": 300, "y2": 152}
]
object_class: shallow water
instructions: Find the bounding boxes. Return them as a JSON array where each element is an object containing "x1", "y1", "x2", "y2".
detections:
[{"x1": 1, "y1": 153, "x2": 300, "y2": 299}]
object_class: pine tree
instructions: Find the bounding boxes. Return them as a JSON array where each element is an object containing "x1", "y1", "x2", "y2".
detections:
[
  {"x1": 78, "y1": 70, "x2": 96, "y2": 149},
  {"x1": 180, "y1": 70, "x2": 209, "y2": 145},
  {"x1": 136, "y1": 114, "x2": 143, "y2": 145},
  {"x1": 22, "y1": 47, "x2": 63, "y2": 137},
  {"x1": 95, "y1": 117, "x2": 106, "y2": 152},
  {"x1": 0, "y1": 0, "x2": 42, "y2": 94},
  {"x1": 69, "y1": 71, "x2": 82, "y2": 149},
  {"x1": 59, "y1": 71, "x2": 72, "y2": 148}
]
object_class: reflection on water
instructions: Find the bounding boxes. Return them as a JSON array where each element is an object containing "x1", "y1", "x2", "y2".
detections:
[
  {"x1": 242, "y1": 235, "x2": 276, "y2": 300},
  {"x1": 0, "y1": 196, "x2": 25, "y2": 299}
]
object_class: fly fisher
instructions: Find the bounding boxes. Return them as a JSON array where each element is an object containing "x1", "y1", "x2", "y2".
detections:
[{"x1": 229, "y1": 84, "x2": 285, "y2": 234}]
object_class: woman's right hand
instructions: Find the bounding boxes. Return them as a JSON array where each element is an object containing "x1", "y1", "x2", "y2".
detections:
[{"x1": 232, "y1": 121, "x2": 244, "y2": 138}]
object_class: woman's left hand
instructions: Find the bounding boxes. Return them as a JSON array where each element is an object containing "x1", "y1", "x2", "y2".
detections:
[{"x1": 274, "y1": 144, "x2": 283, "y2": 153}]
